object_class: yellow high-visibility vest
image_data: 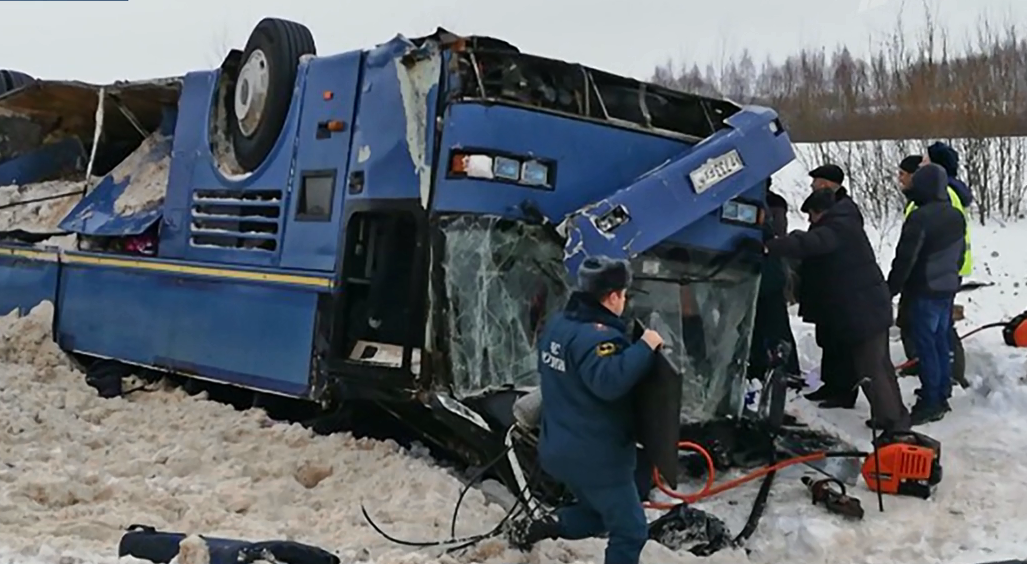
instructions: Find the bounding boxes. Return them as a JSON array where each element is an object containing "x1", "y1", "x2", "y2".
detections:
[{"x1": 904, "y1": 186, "x2": 971, "y2": 276}]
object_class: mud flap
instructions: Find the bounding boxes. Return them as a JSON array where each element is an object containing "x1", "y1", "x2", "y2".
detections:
[
  {"x1": 631, "y1": 320, "x2": 683, "y2": 489},
  {"x1": 118, "y1": 525, "x2": 339, "y2": 564}
]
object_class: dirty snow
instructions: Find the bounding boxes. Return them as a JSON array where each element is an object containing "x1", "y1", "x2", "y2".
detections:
[
  {"x1": 0, "y1": 180, "x2": 81, "y2": 248},
  {"x1": 111, "y1": 133, "x2": 171, "y2": 216},
  {"x1": 0, "y1": 142, "x2": 1026, "y2": 564}
]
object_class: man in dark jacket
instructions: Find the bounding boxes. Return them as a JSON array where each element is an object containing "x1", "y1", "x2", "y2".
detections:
[
  {"x1": 508, "y1": 256, "x2": 663, "y2": 564},
  {"x1": 798, "y1": 164, "x2": 861, "y2": 407},
  {"x1": 887, "y1": 163, "x2": 967, "y2": 425},
  {"x1": 896, "y1": 154, "x2": 925, "y2": 375},
  {"x1": 766, "y1": 188, "x2": 910, "y2": 432}
]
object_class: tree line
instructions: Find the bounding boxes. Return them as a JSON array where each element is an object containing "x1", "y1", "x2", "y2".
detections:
[{"x1": 652, "y1": 7, "x2": 1027, "y2": 220}]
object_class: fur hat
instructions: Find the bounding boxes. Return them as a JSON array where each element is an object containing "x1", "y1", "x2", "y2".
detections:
[{"x1": 578, "y1": 256, "x2": 632, "y2": 297}]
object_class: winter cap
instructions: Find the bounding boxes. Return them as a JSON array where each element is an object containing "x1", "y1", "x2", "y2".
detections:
[
  {"x1": 926, "y1": 142, "x2": 959, "y2": 177},
  {"x1": 578, "y1": 256, "x2": 632, "y2": 297},
  {"x1": 899, "y1": 155, "x2": 922, "y2": 174},
  {"x1": 800, "y1": 187, "x2": 838, "y2": 214},
  {"x1": 809, "y1": 164, "x2": 845, "y2": 185},
  {"x1": 908, "y1": 163, "x2": 948, "y2": 202}
]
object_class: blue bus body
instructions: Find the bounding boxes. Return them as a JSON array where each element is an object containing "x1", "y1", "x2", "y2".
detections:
[{"x1": 0, "y1": 27, "x2": 795, "y2": 431}]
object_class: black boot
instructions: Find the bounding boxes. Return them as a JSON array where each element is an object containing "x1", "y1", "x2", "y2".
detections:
[
  {"x1": 803, "y1": 387, "x2": 835, "y2": 402},
  {"x1": 910, "y1": 402, "x2": 947, "y2": 426},
  {"x1": 506, "y1": 514, "x2": 559, "y2": 551}
]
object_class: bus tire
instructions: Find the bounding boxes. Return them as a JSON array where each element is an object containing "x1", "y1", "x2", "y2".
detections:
[{"x1": 229, "y1": 18, "x2": 316, "y2": 171}]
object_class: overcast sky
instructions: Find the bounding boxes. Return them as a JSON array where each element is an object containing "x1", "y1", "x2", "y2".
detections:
[{"x1": 2, "y1": 0, "x2": 1023, "y2": 84}]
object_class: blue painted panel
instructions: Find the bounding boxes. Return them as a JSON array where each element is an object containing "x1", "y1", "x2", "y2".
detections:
[
  {"x1": 343, "y1": 36, "x2": 441, "y2": 204},
  {"x1": 279, "y1": 51, "x2": 362, "y2": 272},
  {"x1": 0, "y1": 137, "x2": 85, "y2": 186},
  {"x1": 0, "y1": 251, "x2": 58, "y2": 315},
  {"x1": 59, "y1": 113, "x2": 176, "y2": 236},
  {"x1": 56, "y1": 262, "x2": 319, "y2": 397},
  {"x1": 158, "y1": 67, "x2": 306, "y2": 269},
  {"x1": 561, "y1": 107, "x2": 795, "y2": 275},
  {"x1": 430, "y1": 103, "x2": 691, "y2": 220}
]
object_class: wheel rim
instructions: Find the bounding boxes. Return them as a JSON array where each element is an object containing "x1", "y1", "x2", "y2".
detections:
[{"x1": 234, "y1": 49, "x2": 270, "y2": 138}]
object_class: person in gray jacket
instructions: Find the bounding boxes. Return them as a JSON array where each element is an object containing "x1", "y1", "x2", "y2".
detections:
[{"x1": 887, "y1": 163, "x2": 967, "y2": 425}]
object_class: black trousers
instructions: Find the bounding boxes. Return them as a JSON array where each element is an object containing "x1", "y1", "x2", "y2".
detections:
[
  {"x1": 818, "y1": 332, "x2": 859, "y2": 402},
  {"x1": 853, "y1": 332, "x2": 911, "y2": 431}
]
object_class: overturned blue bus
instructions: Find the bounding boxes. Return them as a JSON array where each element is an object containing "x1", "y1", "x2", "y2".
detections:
[{"x1": 0, "y1": 19, "x2": 794, "y2": 503}]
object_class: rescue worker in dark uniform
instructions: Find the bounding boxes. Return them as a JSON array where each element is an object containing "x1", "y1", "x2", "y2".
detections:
[{"x1": 507, "y1": 256, "x2": 663, "y2": 564}]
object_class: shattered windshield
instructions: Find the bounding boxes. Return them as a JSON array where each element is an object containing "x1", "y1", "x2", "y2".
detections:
[
  {"x1": 437, "y1": 215, "x2": 760, "y2": 421},
  {"x1": 626, "y1": 257, "x2": 760, "y2": 421},
  {"x1": 439, "y1": 215, "x2": 570, "y2": 394}
]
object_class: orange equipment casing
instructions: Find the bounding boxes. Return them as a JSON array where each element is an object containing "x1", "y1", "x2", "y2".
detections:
[{"x1": 861, "y1": 441, "x2": 940, "y2": 499}]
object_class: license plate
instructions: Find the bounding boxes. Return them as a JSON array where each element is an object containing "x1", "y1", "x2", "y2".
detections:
[{"x1": 689, "y1": 150, "x2": 744, "y2": 193}]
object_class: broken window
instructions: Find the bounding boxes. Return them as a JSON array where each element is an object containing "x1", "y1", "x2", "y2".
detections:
[
  {"x1": 627, "y1": 255, "x2": 760, "y2": 420},
  {"x1": 452, "y1": 46, "x2": 741, "y2": 140},
  {"x1": 435, "y1": 215, "x2": 761, "y2": 421},
  {"x1": 437, "y1": 215, "x2": 570, "y2": 394}
]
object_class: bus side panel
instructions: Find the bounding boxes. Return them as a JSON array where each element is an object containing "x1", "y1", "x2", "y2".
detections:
[
  {"x1": 56, "y1": 264, "x2": 318, "y2": 397},
  {"x1": 0, "y1": 251, "x2": 59, "y2": 316}
]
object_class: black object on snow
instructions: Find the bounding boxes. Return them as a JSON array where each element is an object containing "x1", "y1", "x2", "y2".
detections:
[
  {"x1": 647, "y1": 503, "x2": 731, "y2": 556},
  {"x1": 118, "y1": 525, "x2": 340, "y2": 564}
]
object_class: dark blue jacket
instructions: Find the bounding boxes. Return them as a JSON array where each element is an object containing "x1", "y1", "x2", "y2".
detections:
[
  {"x1": 537, "y1": 292, "x2": 655, "y2": 486},
  {"x1": 888, "y1": 164, "x2": 966, "y2": 298}
]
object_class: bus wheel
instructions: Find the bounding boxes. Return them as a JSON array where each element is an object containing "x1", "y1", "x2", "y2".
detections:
[{"x1": 228, "y1": 18, "x2": 316, "y2": 171}]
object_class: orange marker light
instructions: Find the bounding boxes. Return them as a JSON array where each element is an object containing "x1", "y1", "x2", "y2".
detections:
[
  {"x1": 323, "y1": 91, "x2": 333, "y2": 100},
  {"x1": 326, "y1": 120, "x2": 345, "y2": 132}
]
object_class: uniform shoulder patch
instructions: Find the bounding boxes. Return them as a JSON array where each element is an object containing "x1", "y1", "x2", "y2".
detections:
[{"x1": 595, "y1": 341, "x2": 618, "y2": 357}]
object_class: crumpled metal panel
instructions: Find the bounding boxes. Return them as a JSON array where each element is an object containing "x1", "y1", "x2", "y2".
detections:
[
  {"x1": 58, "y1": 130, "x2": 171, "y2": 236},
  {"x1": 439, "y1": 215, "x2": 570, "y2": 394}
]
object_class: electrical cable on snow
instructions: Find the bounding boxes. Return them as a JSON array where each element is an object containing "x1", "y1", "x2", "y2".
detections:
[{"x1": 361, "y1": 442, "x2": 553, "y2": 550}]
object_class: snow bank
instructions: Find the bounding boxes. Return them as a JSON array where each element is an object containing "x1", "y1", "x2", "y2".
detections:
[
  {"x1": 0, "y1": 303, "x2": 735, "y2": 564},
  {"x1": 111, "y1": 133, "x2": 171, "y2": 216}
]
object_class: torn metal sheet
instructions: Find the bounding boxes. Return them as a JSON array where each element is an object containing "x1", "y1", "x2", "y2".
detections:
[
  {"x1": 58, "y1": 130, "x2": 171, "y2": 236},
  {"x1": 0, "y1": 77, "x2": 181, "y2": 142},
  {"x1": 395, "y1": 42, "x2": 442, "y2": 208}
]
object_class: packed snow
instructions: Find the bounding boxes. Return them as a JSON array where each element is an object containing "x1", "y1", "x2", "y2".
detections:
[{"x1": 0, "y1": 143, "x2": 1026, "y2": 564}]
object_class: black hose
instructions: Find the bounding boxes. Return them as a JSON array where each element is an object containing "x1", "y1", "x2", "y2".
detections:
[
  {"x1": 361, "y1": 433, "x2": 549, "y2": 551},
  {"x1": 732, "y1": 469, "x2": 775, "y2": 547},
  {"x1": 449, "y1": 443, "x2": 515, "y2": 537}
]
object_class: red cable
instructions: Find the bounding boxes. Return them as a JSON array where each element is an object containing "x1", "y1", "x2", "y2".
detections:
[{"x1": 642, "y1": 441, "x2": 829, "y2": 510}]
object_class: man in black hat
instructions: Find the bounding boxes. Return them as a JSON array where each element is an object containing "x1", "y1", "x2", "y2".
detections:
[
  {"x1": 797, "y1": 164, "x2": 861, "y2": 407},
  {"x1": 765, "y1": 188, "x2": 910, "y2": 432},
  {"x1": 508, "y1": 256, "x2": 663, "y2": 564}
]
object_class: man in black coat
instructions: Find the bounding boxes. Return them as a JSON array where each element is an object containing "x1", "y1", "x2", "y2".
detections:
[
  {"x1": 797, "y1": 165, "x2": 861, "y2": 407},
  {"x1": 887, "y1": 163, "x2": 966, "y2": 425},
  {"x1": 765, "y1": 188, "x2": 911, "y2": 433}
]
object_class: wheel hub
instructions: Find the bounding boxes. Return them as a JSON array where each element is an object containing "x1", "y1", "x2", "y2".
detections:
[{"x1": 234, "y1": 49, "x2": 270, "y2": 138}]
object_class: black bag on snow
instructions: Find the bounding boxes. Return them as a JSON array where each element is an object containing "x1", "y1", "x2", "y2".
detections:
[{"x1": 118, "y1": 525, "x2": 339, "y2": 564}]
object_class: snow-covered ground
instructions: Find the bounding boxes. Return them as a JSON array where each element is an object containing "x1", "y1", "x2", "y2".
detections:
[{"x1": 1, "y1": 145, "x2": 1026, "y2": 564}]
